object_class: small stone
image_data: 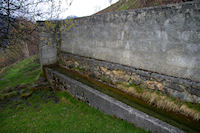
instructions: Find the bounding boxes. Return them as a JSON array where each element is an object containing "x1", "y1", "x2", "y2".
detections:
[
  {"x1": 146, "y1": 80, "x2": 163, "y2": 91},
  {"x1": 163, "y1": 81, "x2": 184, "y2": 92},
  {"x1": 131, "y1": 79, "x2": 141, "y2": 85},
  {"x1": 187, "y1": 87, "x2": 200, "y2": 97}
]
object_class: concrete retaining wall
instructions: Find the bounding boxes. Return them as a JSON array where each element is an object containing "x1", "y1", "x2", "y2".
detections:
[
  {"x1": 37, "y1": 1, "x2": 200, "y2": 102},
  {"x1": 60, "y1": 1, "x2": 200, "y2": 82},
  {"x1": 45, "y1": 67, "x2": 184, "y2": 133}
]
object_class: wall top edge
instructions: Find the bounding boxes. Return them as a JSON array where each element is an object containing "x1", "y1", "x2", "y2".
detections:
[{"x1": 36, "y1": 1, "x2": 199, "y2": 24}]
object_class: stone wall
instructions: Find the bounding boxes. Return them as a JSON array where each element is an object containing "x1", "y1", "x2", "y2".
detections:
[{"x1": 59, "y1": 52, "x2": 200, "y2": 103}]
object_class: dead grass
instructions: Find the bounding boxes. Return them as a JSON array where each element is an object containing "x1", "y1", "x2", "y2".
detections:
[
  {"x1": 96, "y1": 0, "x2": 188, "y2": 14},
  {"x1": 117, "y1": 83, "x2": 200, "y2": 120}
]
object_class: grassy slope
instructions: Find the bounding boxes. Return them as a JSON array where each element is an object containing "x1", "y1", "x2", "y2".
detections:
[
  {"x1": 96, "y1": 0, "x2": 185, "y2": 14},
  {"x1": 0, "y1": 56, "x2": 148, "y2": 133},
  {"x1": 0, "y1": 90, "x2": 148, "y2": 133},
  {"x1": 0, "y1": 55, "x2": 41, "y2": 90}
]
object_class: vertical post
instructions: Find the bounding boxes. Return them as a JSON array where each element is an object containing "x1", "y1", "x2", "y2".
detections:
[{"x1": 37, "y1": 21, "x2": 58, "y2": 67}]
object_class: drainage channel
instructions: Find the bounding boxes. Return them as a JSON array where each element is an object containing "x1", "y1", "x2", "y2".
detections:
[{"x1": 45, "y1": 66, "x2": 200, "y2": 133}]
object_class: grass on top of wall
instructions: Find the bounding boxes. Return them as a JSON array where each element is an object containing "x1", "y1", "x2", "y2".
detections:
[{"x1": 96, "y1": 0, "x2": 186, "y2": 14}]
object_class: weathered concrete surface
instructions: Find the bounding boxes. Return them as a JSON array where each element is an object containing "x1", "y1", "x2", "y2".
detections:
[
  {"x1": 37, "y1": 22, "x2": 58, "y2": 66},
  {"x1": 61, "y1": 1, "x2": 200, "y2": 82},
  {"x1": 45, "y1": 67, "x2": 184, "y2": 133}
]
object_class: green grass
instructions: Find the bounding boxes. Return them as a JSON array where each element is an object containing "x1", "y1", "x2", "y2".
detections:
[
  {"x1": 0, "y1": 89, "x2": 148, "y2": 133},
  {"x1": 73, "y1": 66, "x2": 85, "y2": 72},
  {"x1": 0, "y1": 55, "x2": 41, "y2": 90},
  {"x1": 0, "y1": 56, "x2": 148, "y2": 133},
  {"x1": 124, "y1": 83, "x2": 143, "y2": 93},
  {"x1": 0, "y1": 88, "x2": 148, "y2": 133},
  {"x1": 118, "y1": 0, "x2": 138, "y2": 11},
  {"x1": 101, "y1": 75, "x2": 112, "y2": 83}
]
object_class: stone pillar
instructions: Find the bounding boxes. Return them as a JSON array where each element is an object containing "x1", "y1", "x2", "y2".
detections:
[{"x1": 37, "y1": 21, "x2": 58, "y2": 66}]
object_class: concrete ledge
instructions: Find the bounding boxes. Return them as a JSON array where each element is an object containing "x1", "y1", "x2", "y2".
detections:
[{"x1": 45, "y1": 68, "x2": 184, "y2": 133}]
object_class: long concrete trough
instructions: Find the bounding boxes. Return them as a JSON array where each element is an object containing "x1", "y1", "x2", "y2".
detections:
[{"x1": 45, "y1": 67, "x2": 184, "y2": 133}]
